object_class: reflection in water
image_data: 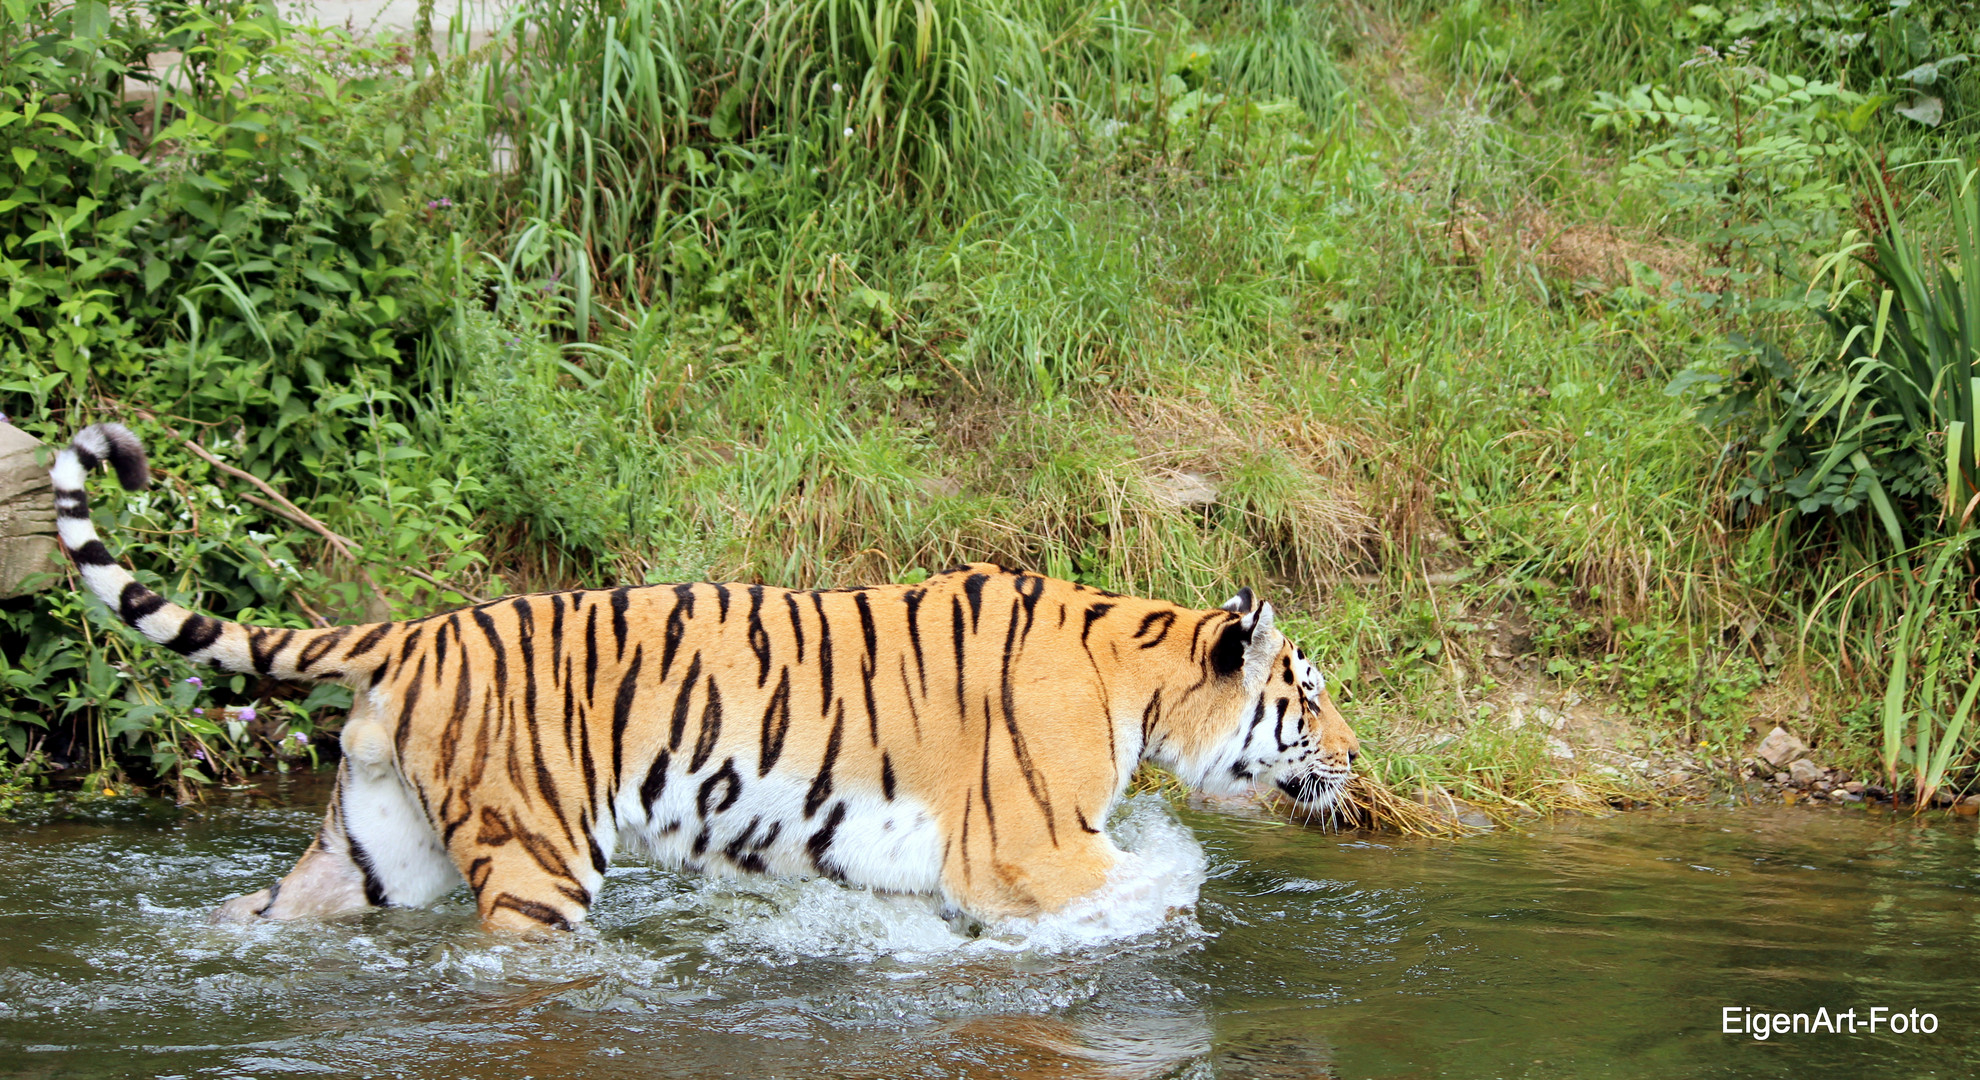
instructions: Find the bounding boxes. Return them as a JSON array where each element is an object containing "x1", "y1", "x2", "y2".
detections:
[{"x1": 0, "y1": 782, "x2": 1974, "y2": 1078}]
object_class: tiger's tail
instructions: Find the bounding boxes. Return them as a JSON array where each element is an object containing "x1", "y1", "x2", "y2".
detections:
[{"x1": 52, "y1": 424, "x2": 395, "y2": 686}]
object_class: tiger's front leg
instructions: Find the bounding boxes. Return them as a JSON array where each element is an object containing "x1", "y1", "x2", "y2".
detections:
[
  {"x1": 449, "y1": 798, "x2": 605, "y2": 934},
  {"x1": 942, "y1": 824, "x2": 1124, "y2": 921}
]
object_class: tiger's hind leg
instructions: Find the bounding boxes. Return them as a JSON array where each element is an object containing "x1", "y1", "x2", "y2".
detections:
[{"x1": 213, "y1": 713, "x2": 459, "y2": 923}]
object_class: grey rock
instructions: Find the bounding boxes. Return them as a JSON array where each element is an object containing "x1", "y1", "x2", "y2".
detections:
[
  {"x1": 0, "y1": 423, "x2": 63, "y2": 599},
  {"x1": 1787, "y1": 759, "x2": 1823, "y2": 787},
  {"x1": 1755, "y1": 726, "x2": 1810, "y2": 769}
]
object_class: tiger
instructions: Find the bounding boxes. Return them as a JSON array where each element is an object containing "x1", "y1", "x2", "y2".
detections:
[{"x1": 50, "y1": 423, "x2": 1359, "y2": 933}]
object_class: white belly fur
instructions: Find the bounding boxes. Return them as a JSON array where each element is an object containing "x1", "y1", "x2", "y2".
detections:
[{"x1": 613, "y1": 763, "x2": 945, "y2": 895}]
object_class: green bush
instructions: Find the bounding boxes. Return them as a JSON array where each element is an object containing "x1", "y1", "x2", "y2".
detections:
[{"x1": 0, "y1": 0, "x2": 487, "y2": 792}]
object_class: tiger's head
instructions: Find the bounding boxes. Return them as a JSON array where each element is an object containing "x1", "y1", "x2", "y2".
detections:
[{"x1": 1155, "y1": 588, "x2": 1358, "y2": 816}]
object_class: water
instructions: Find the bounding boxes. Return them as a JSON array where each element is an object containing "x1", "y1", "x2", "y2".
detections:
[{"x1": 2, "y1": 780, "x2": 1975, "y2": 1079}]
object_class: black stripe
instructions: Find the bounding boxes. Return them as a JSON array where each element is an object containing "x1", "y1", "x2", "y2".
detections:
[
  {"x1": 854, "y1": 591, "x2": 880, "y2": 745},
  {"x1": 492, "y1": 894, "x2": 572, "y2": 932},
  {"x1": 165, "y1": 614, "x2": 223, "y2": 656},
  {"x1": 548, "y1": 593, "x2": 565, "y2": 688},
  {"x1": 1013, "y1": 572, "x2": 1045, "y2": 644},
  {"x1": 724, "y1": 817, "x2": 780, "y2": 874},
  {"x1": 697, "y1": 757, "x2": 741, "y2": 818},
  {"x1": 397, "y1": 625, "x2": 425, "y2": 665},
  {"x1": 963, "y1": 573, "x2": 989, "y2": 631},
  {"x1": 1000, "y1": 597, "x2": 1056, "y2": 844},
  {"x1": 979, "y1": 694, "x2": 997, "y2": 844},
  {"x1": 119, "y1": 581, "x2": 165, "y2": 626},
  {"x1": 442, "y1": 643, "x2": 473, "y2": 778},
  {"x1": 659, "y1": 583, "x2": 694, "y2": 679},
  {"x1": 712, "y1": 582, "x2": 731, "y2": 622},
  {"x1": 806, "y1": 801, "x2": 848, "y2": 880},
  {"x1": 434, "y1": 617, "x2": 451, "y2": 680},
  {"x1": 881, "y1": 752, "x2": 896, "y2": 801},
  {"x1": 560, "y1": 663, "x2": 575, "y2": 756},
  {"x1": 1075, "y1": 806, "x2": 1101, "y2": 834},
  {"x1": 345, "y1": 622, "x2": 393, "y2": 661},
  {"x1": 472, "y1": 608, "x2": 510, "y2": 698},
  {"x1": 960, "y1": 791, "x2": 971, "y2": 878},
  {"x1": 747, "y1": 584, "x2": 772, "y2": 686},
  {"x1": 394, "y1": 653, "x2": 427, "y2": 754},
  {"x1": 669, "y1": 653, "x2": 701, "y2": 751},
  {"x1": 903, "y1": 587, "x2": 928, "y2": 695},
  {"x1": 811, "y1": 591, "x2": 834, "y2": 717},
  {"x1": 758, "y1": 667, "x2": 792, "y2": 776},
  {"x1": 689, "y1": 675, "x2": 723, "y2": 773},
  {"x1": 804, "y1": 700, "x2": 844, "y2": 818},
  {"x1": 1209, "y1": 613, "x2": 1247, "y2": 676},
  {"x1": 584, "y1": 602, "x2": 600, "y2": 704},
  {"x1": 512, "y1": 599, "x2": 538, "y2": 735},
  {"x1": 1134, "y1": 609, "x2": 1177, "y2": 649},
  {"x1": 951, "y1": 595, "x2": 967, "y2": 723},
  {"x1": 253, "y1": 880, "x2": 283, "y2": 917},
  {"x1": 612, "y1": 585, "x2": 634, "y2": 662},
  {"x1": 784, "y1": 592, "x2": 805, "y2": 662},
  {"x1": 342, "y1": 779, "x2": 390, "y2": 907},
  {"x1": 611, "y1": 644, "x2": 644, "y2": 786},
  {"x1": 897, "y1": 657, "x2": 924, "y2": 741},
  {"x1": 640, "y1": 749, "x2": 672, "y2": 812},
  {"x1": 576, "y1": 679, "x2": 599, "y2": 816},
  {"x1": 1081, "y1": 602, "x2": 1114, "y2": 645},
  {"x1": 295, "y1": 618, "x2": 354, "y2": 669},
  {"x1": 71, "y1": 539, "x2": 113, "y2": 566}
]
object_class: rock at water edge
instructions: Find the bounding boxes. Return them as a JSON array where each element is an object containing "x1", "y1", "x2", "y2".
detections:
[{"x1": 1755, "y1": 726, "x2": 1810, "y2": 769}]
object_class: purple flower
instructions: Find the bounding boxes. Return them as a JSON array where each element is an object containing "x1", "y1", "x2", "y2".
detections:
[
  {"x1": 291, "y1": 732, "x2": 309, "y2": 744},
  {"x1": 237, "y1": 706, "x2": 257, "y2": 723},
  {"x1": 185, "y1": 676, "x2": 203, "y2": 688},
  {"x1": 0, "y1": 412, "x2": 10, "y2": 425},
  {"x1": 192, "y1": 748, "x2": 207, "y2": 761}
]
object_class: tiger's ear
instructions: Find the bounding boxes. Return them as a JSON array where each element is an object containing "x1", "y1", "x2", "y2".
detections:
[
  {"x1": 1220, "y1": 587, "x2": 1255, "y2": 615},
  {"x1": 1209, "y1": 601, "x2": 1278, "y2": 686}
]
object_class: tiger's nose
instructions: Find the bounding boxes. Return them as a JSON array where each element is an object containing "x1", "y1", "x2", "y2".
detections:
[{"x1": 1347, "y1": 749, "x2": 1359, "y2": 766}]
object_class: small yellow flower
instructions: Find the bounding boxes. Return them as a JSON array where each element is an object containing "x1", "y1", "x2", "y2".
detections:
[{"x1": 102, "y1": 787, "x2": 116, "y2": 796}]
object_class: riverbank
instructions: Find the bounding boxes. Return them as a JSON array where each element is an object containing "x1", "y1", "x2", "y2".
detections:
[{"x1": 2, "y1": 1, "x2": 1974, "y2": 813}]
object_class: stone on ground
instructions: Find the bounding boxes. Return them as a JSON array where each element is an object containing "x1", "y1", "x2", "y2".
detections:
[{"x1": 1754, "y1": 726, "x2": 1810, "y2": 769}]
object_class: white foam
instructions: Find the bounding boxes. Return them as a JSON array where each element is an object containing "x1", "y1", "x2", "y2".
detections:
[{"x1": 981, "y1": 795, "x2": 1209, "y2": 953}]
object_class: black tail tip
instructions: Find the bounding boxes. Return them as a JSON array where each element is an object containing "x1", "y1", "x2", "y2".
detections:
[{"x1": 74, "y1": 423, "x2": 151, "y2": 491}]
